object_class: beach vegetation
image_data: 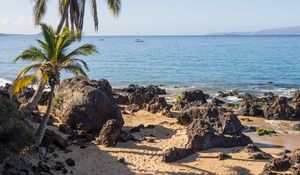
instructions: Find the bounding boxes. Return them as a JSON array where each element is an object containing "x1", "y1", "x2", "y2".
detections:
[
  {"x1": 12, "y1": 24, "x2": 97, "y2": 146},
  {"x1": 175, "y1": 95, "x2": 181, "y2": 103},
  {"x1": 0, "y1": 96, "x2": 35, "y2": 154},
  {"x1": 256, "y1": 127, "x2": 276, "y2": 136}
]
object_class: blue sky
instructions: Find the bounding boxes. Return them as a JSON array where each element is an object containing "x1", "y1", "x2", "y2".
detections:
[{"x1": 0, "y1": 0, "x2": 300, "y2": 35}]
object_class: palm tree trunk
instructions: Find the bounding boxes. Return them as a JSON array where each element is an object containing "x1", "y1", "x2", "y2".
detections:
[
  {"x1": 19, "y1": 80, "x2": 45, "y2": 113},
  {"x1": 56, "y1": 0, "x2": 71, "y2": 34},
  {"x1": 35, "y1": 84, "x2": 55, "y2": 146}
]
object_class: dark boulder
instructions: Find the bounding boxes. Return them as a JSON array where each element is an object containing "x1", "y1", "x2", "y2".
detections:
[
  {"x1": 52, "y1": 76, "x2": 123, "y2": 136},
  {"x1": 262, "y1": 149, "x2": 300, "y2": 174},
  {"x1": 264, "y1": 97, "x2": 295, "y2": 120},
  {"x1": 186, "y1": 119, "x2": 252, "y2": 151},
  {"x1": 218, "y1": 153, "x2": 232, "y2": 160},
  {"x1": 289, "y1": 90, "x2": 300, "y2": 118},
  {"x1": 217, "y1": 91, "x2": 241, "y2": 98},
  {"x1": 249, "y1": 152, "x2": 273, "y2": 160},
  {"x1": 113, "y1": 94, "x2": 129, "y2": 105},
  {"x1": 242, "y1": 93, "x2": 257, "y2": 102},
  {"x1": 181, "y1": 90, "x2": 207, "y2": 103},
  {"x1": 145, "y1": 96, "x2": 171, "y2": 114},
  {"x1": 178, "y1": 106, "x2": 243, "y2": 135},
  {"x1": 66, "y1": 158, "x2": 75, "y2": 167},
  {"x1": 243, "y1": 144, "x2": 262, "y2": 153},
  {"x1": 42, "y1": 129, "x2": 68, "y2": 149},
  {"x1": 162, "y1": 147, "x2": 194, "y2": 163},
  {"x1": 211, "y1": 98, "x2": 225, "y2": 106},
  {"x1": 237, "y1": 101, "x2": 264, "y2": 117},
  {"x1": 96, "y1": 119, "x2": 122, "y2": 147},
  {"x1": 58, "y1": 124, "x2": 75, "y2": 135}
]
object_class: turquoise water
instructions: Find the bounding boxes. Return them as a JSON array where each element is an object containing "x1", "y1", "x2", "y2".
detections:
[{"x1": 1, "y1": 35, "x2": 300, "y2": 95}]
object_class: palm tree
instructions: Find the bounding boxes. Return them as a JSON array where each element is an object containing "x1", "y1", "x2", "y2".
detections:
[
  {"x1": 33, "y1": 0, "x2": 121, "y2": 34},
  {"x1": 12, "y1": 24, "x2": 97, "y2": 145},
  {"x1": 21, "y1": 0, "x2": 120, "y2": 113}
]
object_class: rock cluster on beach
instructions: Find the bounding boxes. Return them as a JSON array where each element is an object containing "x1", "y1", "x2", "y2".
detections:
[
  {"x1": 227, "y1": 90, "x2": 300, "y2": 120},
  {"x1": 262, "y1": 149, "x2": 300, "y2": 175},
  {"x1": 178, "y1": 105, "x2": 252, "y2": 151}
]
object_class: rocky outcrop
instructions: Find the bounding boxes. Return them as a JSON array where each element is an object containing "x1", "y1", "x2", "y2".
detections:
[
  {"x1": 42, "y1": 129, "x2": 68, "y2": 149},
  {"x1": 289, "y1": 90, "x2": 300, "y2": 118},
  {"x1": 237, "y1": 101, "x2": 264, "y2": 117},
  {"x1": 217, "y1": 91, "x2": 241, "y2": 98},
  {"x1": 264, "y1": 97, "x2": 295, "y2": 120},
  {"x1": 162, "y1": 147, "x2": 194, "y2": 163},
  {"x1": 179, "y1": 106, "x2": 252, "y2": 151},
  {"x1": 262, "y1": 149, "x2": 300, "y2": 175},
  {"x1": 181, "y1": 90, "x2": 207, "y2": 103},
  {"x1": 52, "y1": 77, "x2": 123, "y2": 136},
  {"x1": 145, "y1": 96, "x2": 171, "y2": 115},
  {"x1": 177, "y1": 106, "x2": 241, "y2": 135},
  {"x1": 186, "y1": 119, "x2": 252, "y2": 151},
  {"x1": 96, "y1": 119, "x2": 122, "y2": 147}
]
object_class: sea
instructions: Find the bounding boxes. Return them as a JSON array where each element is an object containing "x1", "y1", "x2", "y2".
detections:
[{"x1": 1, "y1": 35, "x2": 300, "y2": 97}]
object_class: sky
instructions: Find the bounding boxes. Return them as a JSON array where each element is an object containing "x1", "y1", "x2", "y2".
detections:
[{"x1": 0, "y1": 0, "x2": 300, "y2": 35}]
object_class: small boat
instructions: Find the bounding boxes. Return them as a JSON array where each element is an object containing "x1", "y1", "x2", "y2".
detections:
[{"x1": 135, "y1": 39, "x2": 144, "y2": 43}]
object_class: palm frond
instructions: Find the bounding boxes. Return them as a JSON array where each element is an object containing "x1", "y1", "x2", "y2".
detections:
[
  {"x1": 16, "y1": 63, "x2": 42, "y2": 79},
  {"x1": 66, "y1": 44, "x2": 97, "y2": 58},
  {"x1": 62, "y1": 63, "x2": 88, "y2": 76},
  {"x1": 33, "y1": 0, "x2": 48, "y2": 25},
  {"x1": 106, "y1": 0, "x2": 121, "y2": 16},
  {"x1": 12, "y1": 75, "x2": 38, "y2": 94},
  {"x1": 61, "y1": 58, "x2": 89, "y2": 71},
  {"x1": 14, "y1": 46, "x2": 47, "y2": 63}
]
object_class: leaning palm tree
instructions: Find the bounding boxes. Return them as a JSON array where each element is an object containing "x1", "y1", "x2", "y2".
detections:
[
  {"x1": 21, "y1": 0, "x2": 120, "y2": 114},
  {"x1": 12, "y1": 24, "x2": 97, "y2": 145},
  {"x1": 33, "y1": 0, "x2": 121, "y2": 34}
]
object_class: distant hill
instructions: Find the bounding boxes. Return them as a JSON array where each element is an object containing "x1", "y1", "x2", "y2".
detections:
[
  {"x1": 208, "y1": 26, "x2": 300, "y2": 36},
  {"x1": 0, "y1": 33, "x2": 39, "y2": 36}
]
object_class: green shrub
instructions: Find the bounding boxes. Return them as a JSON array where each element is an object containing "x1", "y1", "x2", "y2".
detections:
[
  {"x1": 256, "y1": 127, "x2": 276, "y2": 136},
  {"x1": 175, "y1": 95, "x2": 181, "y2": 103},
  {"x1": 0, "y1": 95, "x2": 35, "y2": 155}
]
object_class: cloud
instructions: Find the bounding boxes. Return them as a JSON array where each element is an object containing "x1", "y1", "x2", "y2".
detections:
[
  {"x1": 0, "y1": 15, "x2": 9, "y2": 25},
  {"x1": 13, "y1": 15, "x2": 33, "y2": 25}
]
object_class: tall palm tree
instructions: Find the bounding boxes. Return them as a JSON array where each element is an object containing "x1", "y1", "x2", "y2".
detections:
[
  {"x1": 12, "y1": 24, "x2": 97, "y2": 145},
  {"x1": 33, "y1": 0, "x2": 121, "y2": 34}
]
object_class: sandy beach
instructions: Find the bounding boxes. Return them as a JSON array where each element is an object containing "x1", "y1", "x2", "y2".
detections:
[{"x1": 30, "y1": 110, "x2": 297, "y2": 175}]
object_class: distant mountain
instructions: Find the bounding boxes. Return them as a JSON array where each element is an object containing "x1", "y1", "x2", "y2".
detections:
[
  {"x1": 208, "y1": 26, "x2": 300, "y2": 36},
  {"x1": 0, "y1": 33, "x2": 39, "y2": 36}
]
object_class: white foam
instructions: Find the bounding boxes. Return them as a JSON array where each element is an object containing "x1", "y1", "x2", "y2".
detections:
[{"x1": 0, "y1": 77, "x2": 12, "y2": 87}]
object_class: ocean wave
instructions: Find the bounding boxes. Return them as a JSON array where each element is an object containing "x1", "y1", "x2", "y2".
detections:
[{"x1": 0, "y1": 77, "x2": 12, "y2": 87}]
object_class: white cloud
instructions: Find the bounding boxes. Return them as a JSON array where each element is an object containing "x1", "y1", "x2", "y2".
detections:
[
  {"x1": 0, "y1": 15, "x2": 9, "y2": 25},
  {"x1": 13, "y1": 15, "x2": 33, "y2": 25}
]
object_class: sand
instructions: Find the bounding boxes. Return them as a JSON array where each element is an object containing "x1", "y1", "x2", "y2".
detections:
[{"x1": 37, "y1": 111, "x2": 300, "y2": 175}]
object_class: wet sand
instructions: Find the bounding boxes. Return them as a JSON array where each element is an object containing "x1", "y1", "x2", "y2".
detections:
[{"x1": 239, "y1": 116, "x2": 300, "y2": 150}]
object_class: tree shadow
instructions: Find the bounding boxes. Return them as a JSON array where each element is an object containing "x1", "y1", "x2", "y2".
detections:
[
  {"x1": 53, "y1": 144, "x2": 135, "y2": 175},
  {"x1": 123, "y1": 124, "x2": 176, "y2": 140}
]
